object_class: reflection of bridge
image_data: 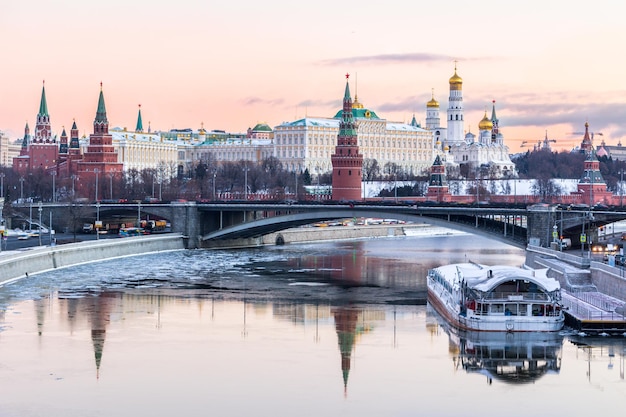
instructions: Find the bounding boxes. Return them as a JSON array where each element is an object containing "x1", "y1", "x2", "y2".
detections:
[{"x1": 11, "y1": 202, "x2": 626, "y2": 249}]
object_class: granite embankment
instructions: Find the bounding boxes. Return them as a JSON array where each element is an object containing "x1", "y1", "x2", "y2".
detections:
[{"x1": 0, "y1": 233, "x2": 185, "y2": 285}]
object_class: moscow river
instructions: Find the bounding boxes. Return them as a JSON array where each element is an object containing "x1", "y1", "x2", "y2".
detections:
[{"x1": 0, "y1": 228, "x2": 625, "y2": 417}]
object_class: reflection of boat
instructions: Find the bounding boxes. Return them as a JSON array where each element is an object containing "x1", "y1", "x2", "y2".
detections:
[
  {"x1": 427, "y1": 263, "x2": 564, "y2": 332},
  {"x1": 428, "y1": 304, "x2": 564, "y2": 384}
]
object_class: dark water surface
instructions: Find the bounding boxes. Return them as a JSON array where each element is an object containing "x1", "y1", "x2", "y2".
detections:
[{"x1": 0, "y1": 231, "x2": 624, "y2": 416}]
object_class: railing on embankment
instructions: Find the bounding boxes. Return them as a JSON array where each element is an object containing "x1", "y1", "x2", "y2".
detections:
[{"x1": 0, "y1": 234, "x2": 186, "y2": 285}]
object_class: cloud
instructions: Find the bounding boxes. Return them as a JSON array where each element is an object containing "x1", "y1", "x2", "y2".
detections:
[
  {"x1": 318, "y1": 52, "x2": 459, "y2": 66},
  {"x1": 241, "y1": 97, "x2": 284, "y2": 106}
]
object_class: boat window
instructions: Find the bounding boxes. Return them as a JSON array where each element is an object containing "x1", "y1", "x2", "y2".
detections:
[
  {"x1": 505, "y1": 304, "x2": 518, "y2": 316},
  {"x1": 519, "y1": 304, "x2": 528, "y2": 316},
  {"x1": 491, "y1": 304, "x2": 505, "y2": 314}
]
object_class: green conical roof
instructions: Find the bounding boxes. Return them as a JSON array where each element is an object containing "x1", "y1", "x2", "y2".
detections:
[
  {"x1": 95, "y1": 85, "x2": 108, "y2": 123},
  {"x1": 39, "y1": 83, "x2": 49, "y2": 117},
  {"x1": 136, "y1": 106, "x2": 143, "y2": 132}
]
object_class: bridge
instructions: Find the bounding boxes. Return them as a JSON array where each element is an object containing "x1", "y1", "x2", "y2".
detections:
[{"x1": 9, "y1": 201, "x2": 626, "y2": 249}]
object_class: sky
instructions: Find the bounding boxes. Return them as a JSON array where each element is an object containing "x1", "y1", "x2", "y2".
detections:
[{"x1": 1, "y1": 0, "x2": 625, "y2": 152}]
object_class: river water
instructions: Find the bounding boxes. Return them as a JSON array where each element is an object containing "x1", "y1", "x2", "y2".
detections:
[{"x1": 0, "y1": 228, "x2": 624, "y2": 416}]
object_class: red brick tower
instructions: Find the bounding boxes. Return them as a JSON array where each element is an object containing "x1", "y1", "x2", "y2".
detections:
[
  {"x1": 426, "y1": 155, "x2": 451, "y2": 202},
  {"x1": 75, "y1": 83, "x2": 123, "y2": 200},
  {"x1": 331, "y1": 74, "x2": 363, "y2": 201},
  {"x1": 13, "y1": 81, "x2": 59, "y2": 174}
]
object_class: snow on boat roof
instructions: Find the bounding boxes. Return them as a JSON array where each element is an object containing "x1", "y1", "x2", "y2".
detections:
[{"x1": 432, "y1": 263, "x2": 560, "y2": 293}]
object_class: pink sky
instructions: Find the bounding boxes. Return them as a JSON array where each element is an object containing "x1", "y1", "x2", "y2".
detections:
[{"x1": 1, "y1": 0, "x2": 624, "y2": 152}]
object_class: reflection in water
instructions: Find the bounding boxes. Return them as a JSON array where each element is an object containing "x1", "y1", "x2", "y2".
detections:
[
  {"x1": 29, "y1": 290, "x2": 387, "y2": 393},
  {"x1": 2, "y1": 237, "x2": 626, "y2": 416},
  {"x1": 427, "y1": 304, "x2": 564, "y2": 384},
  {"x1": 569, "y1": 336, "x2": 626, "y2": 382}
]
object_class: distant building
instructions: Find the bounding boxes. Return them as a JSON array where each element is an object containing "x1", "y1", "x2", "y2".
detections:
[
  {"x1": 426, "y1": 66, "x2": 517, "y2": 178},
  {"x1": 274, "y1": 85, "x2": 433, "y2": 177}
]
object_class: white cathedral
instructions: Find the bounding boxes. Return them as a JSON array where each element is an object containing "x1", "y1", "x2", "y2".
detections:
[{"x1": 426, "y1": 65, "x2": 517, "y2": 178}]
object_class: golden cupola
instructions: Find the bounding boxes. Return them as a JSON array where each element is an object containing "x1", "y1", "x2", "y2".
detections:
[
  {"x1": 427, "y1": 89, "x2": 439, "y2": 108},
  {"x1": 449, "y1": 65, "x2": 463, "y2": 91},
  {"x1": 478, "y1": 111, "x2": 493, "y2": 130}
]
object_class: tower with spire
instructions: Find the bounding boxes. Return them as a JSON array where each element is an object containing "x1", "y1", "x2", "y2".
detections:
[
  {"x1": 12, "y1": 81, "x2": 59, "y2": 175},
  {"x1": 75, "y1": 83, "x2": 123, "y2": 200},
  {"x1": 136, "y1": 104, "x2": 144, "y2": 133},
  {"x1": 331, "y1": 74, "x2": 364, "y2": 201},
  {"x1": 446, "y1": 62, "x2": 464, "y2": 144}
]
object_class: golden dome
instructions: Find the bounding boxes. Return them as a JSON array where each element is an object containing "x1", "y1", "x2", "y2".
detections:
[
  {"x1": 449, "y1": 67, "x2": 463, "y2": 90},
  {"x1": 444, "y1": 145, "x2": 450, "y2": 151},
  {"x1": 427, "y1": 88, "x2": 439, "y2": 107},
  {"x1": 478, "y1": 111, "x2": 493, "y2": 130}
]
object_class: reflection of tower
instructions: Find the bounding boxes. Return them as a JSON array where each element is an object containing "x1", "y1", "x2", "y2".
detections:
[
  {"x1": 332, "y1": 307, "x2": 359, "y2": 396},
  {"x1": 86, "y1": 292, "x2": 115, "y2": 379}
]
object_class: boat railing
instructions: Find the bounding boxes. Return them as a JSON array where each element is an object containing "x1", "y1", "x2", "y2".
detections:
[{"x1": 481, "y1": 291, "x2": 549, "y2": 302}]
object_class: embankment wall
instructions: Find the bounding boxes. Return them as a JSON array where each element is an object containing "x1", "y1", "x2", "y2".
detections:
[{"x1": 0, "y1": 234, "x2": 185, "y2": 285}]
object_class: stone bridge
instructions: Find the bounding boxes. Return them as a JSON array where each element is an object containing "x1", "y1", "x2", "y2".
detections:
[{"x1": 9, "y1": 202, "x2": 626, "y2": 249}]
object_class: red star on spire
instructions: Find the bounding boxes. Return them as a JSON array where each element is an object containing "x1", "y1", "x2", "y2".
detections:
[{"x1": 345, "y1": 73, "x2": 350, "y2": 80}]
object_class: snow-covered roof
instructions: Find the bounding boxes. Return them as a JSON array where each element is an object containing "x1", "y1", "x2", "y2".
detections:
[{"x1": 433, "y1": 263, "x2": 560, "y2": 293}]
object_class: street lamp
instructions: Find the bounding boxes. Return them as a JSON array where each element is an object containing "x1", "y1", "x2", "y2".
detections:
[
  {"x1": 71, "y1": 175, "x2": 78, "y2": 198},
  {"x1": 38, "y1": 202, "x2": 42, "y2": 246},
  {"x1": 0, "y1": 172, "x2": 4, "y2": 198},
  {"x1": 243, "y1": 166, "x2": 249, "y2": 200},
  {"x1": 109, "y1": 174, "x2": 114, "y2": 200},
  {"x1": 137, "y1": 202, "x2": 142, "y2": 228},
  {"x1": 51, "y1": 171, "x2": 56, "y2": 203},
  {"x1": 619, "y1": 169, "x2": 624, "y2": 207},
  {"x1": 212, "y1": 171, "x2": 217, "y2": 201},
  {"x1": 19, "y1": 176, "x2": 24, "y2": 203},
  {"x1": 96, "y1": 201, "x2": 101, "y2": 240},
  {"x1": 94, "y1": 168, "x2": 100, "y2": 202}
]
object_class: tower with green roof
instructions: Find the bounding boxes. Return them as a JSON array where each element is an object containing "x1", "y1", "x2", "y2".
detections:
[{"x1": 330, "y1": 74, "x2": 363, "y2": 201}]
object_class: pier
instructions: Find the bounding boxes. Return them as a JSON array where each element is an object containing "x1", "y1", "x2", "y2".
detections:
[{"x1": 526, "y1": 245, "x2": 626, "y2": 335}]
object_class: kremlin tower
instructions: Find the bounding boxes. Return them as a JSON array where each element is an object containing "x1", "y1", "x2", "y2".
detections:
[
  {"x1": 12, "y1": 81, "x2": 59, "y2": 174},
  {"x1": 331, "y1": 74, "x2": 363, "y2": 201},
  {"x1": 75, "y1": 83, "x2": 124, "y2": 200}
]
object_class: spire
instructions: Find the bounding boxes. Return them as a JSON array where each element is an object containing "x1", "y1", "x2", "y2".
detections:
[
  {"x1": 21, "y1": 121, "x2": 30, "y2": 149},
  {"x1": 136, "y1": 104, "x2": 143, "y2": 133},
  {"x1": 39, "y1": 80, "x2": 49, "y2": 117},
  {"x1": 96, "y1": 82, "x2": 108, "y2": 124}
]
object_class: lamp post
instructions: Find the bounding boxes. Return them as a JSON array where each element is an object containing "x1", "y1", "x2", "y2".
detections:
[
  {"x1": 51, "y1": 171, "x2": 56, "y2": 203},
  {"x1": 109, "y1": 174, "x2": 114, "y2": 200},
  {"x1": 137, "y1": 202, "x2": 142, "y2": 228},
  {"x1": 212, "y1": 171, "x2": 217, "y2": 201},
  {"x1": 19, "y1": 176, "x2": 24, "y2": 203},
  {"x1": 0, "y1": 172, "x2": 4, "y2": 198},
  {"x1": 94, "y1": 168, "x2": 100, "y2": 202},
  {"x1": 316, "y1": 165, "x2": 320, "y2": 201},
  {"x1": 294, "y1": 164, "x2": 299, "y2": 201},
  {"x1": 71, "y1": 175, "x2": 77, "y2": 198},
  {"x1": 243, "y1": 166, "x2": 249, "y2": 201},
  {"x1": 38, "y1": 202, "x2": 42, "y2": 246},
  {"x1": 619, "y1": 169, "x2": 624, "y2": 207},
  {"x1": 96, "y1": 201, "x2": 101, "y2": 240}
]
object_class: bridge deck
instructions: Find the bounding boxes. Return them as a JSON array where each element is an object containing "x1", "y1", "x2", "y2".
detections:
[{"x1": 562, "y1": 290, "x2": 626, "y2": 335}]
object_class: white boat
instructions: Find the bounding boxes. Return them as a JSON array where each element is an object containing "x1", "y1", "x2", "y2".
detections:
[{"x1": 427, "y1": 263, "x2": 564, "y2": 332}]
